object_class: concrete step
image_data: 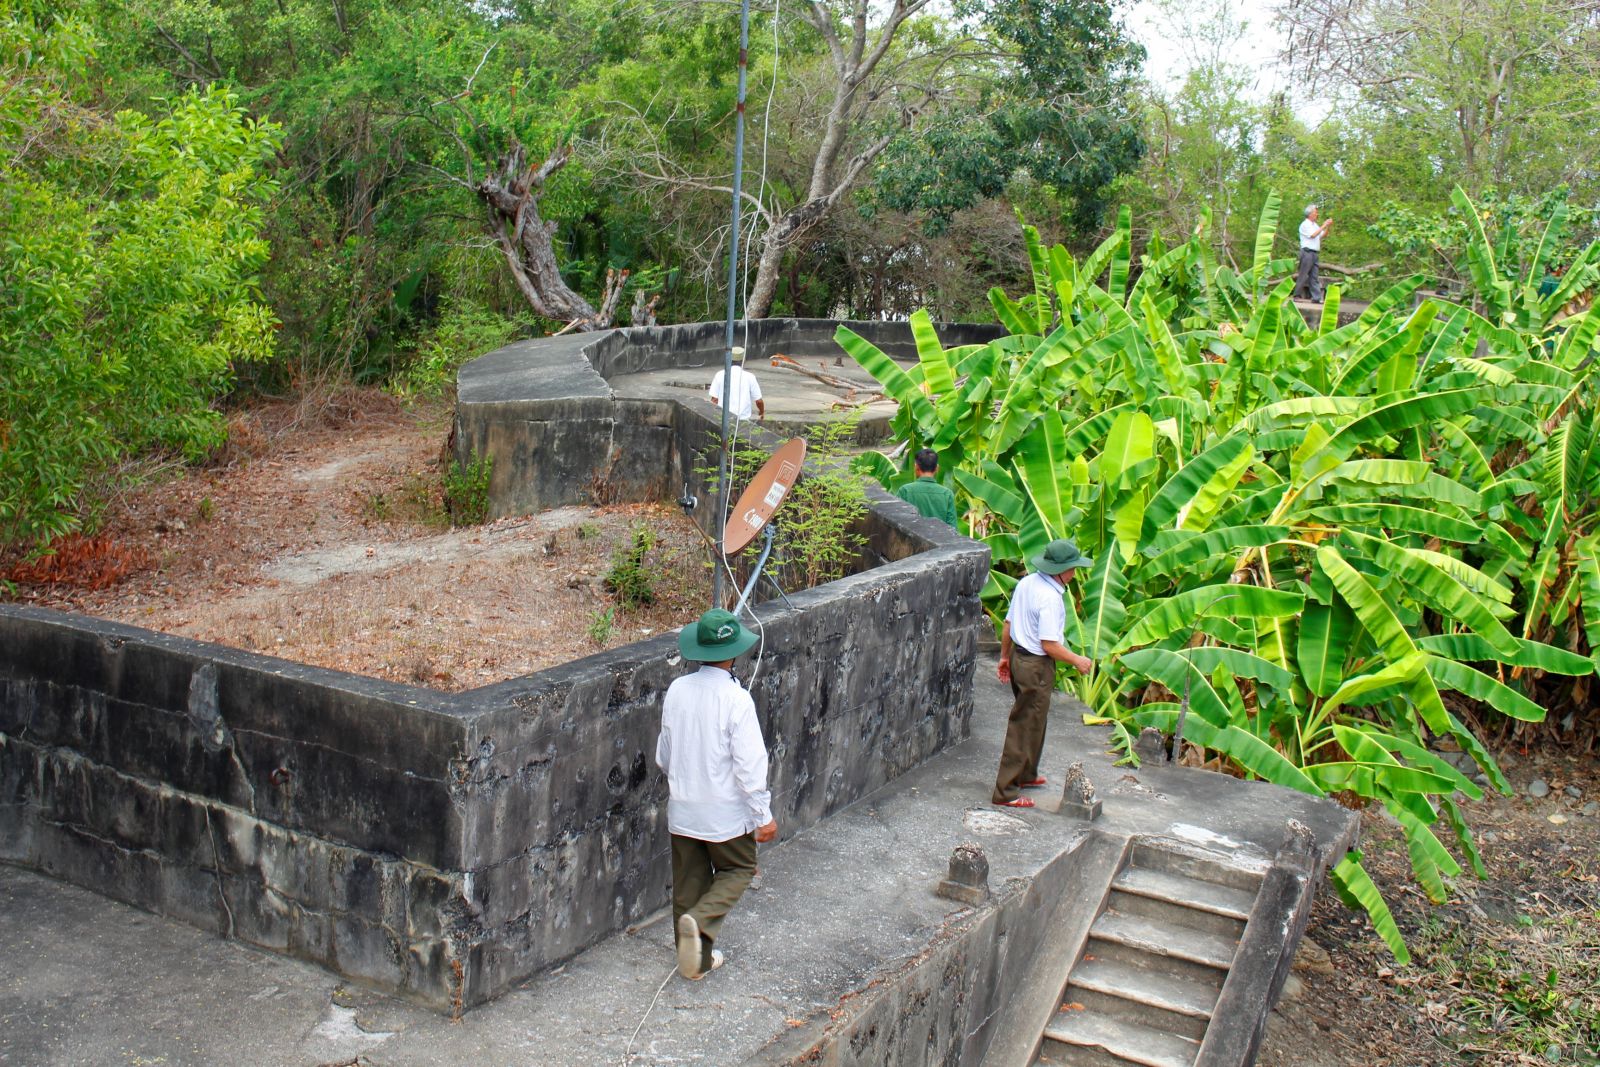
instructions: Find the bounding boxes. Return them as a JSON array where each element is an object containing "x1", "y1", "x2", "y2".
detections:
[
  {"x1": 1062, "y1": 984, "x2": 1208, "y2": 1044},
  {"x1": 1089, "y1": 910, "x2": 1239, "y2": 971},
  {"x1": 1127, "y1": 842, "x2": 1264, "y2": 894},
  {"x1": 1084, "y1": 936, "x2": 1232, "y2": 991},
  {"x1": 1113, "y1": 863, "x2": 1257, "y2": 920},
  {"x1": 1105, "y1": 886, "x2": 1248, "y2": 941},
  {"x1": 1069, "y1": 954, "x2": 1222, "y2": 1024},
  {"x1": 1043, "y1": 1008, "x2": 1202, "y2": 1067}
]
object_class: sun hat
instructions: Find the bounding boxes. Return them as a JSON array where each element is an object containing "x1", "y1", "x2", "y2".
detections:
[
  {"x1": 1030, "y1": 538, "x2": 1092, "y2": 575},
  {"x1": 678, "y1": 608, "x2": 760, "y2": 662}
]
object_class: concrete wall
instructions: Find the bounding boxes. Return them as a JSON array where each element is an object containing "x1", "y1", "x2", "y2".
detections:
[
  {"x1": 0, "y1": 612, "x2": 476, "y2": 1006},
  {"x1": 454, "y1": 318, "x2": 1003, "y2": 517},
  {"x1": 2, "y1": 320, "x2": 991, "y2": 1012}
]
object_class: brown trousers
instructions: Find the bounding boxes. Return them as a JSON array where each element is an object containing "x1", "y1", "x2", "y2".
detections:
[
  {"x1": 992, "y1": 650, "x2": 1054, "y2": 803},
  {"x1": 671, "y1": 832, "x2": 758, "y2": 970}
]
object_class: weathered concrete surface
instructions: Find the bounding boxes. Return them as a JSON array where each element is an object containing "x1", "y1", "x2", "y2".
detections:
[
  {"x1": 454, "y1": 318, "x2": 1002, "y2": 516},
  {"x1": 0, "y1": 661, "x2": 1357, "y2": 1066}
]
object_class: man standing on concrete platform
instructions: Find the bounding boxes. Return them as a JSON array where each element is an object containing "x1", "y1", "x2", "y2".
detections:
[
  {"x1": 709, "y1": 346, "x2": 765, "y2": 422},
  {"x1": 656, "y1": 608, "x2": 778, "y2": 980},
  {"x1": 1294, "y1": 204, "x2": 1334, "y2": 302},
  {"x1": 993, "y1": 540, "x2": 1094, "y2": 809},
  {"x1": 894, "y1": 448, "x2": 958, "y2": 527}
]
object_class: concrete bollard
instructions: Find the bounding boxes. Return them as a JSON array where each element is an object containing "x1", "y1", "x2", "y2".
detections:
[
  {"x1": 1059, "y1": 761, "x2": 1102, "y2": 821},
  {"x1": 1134, "y1": 727, "x2": 1167, "y2": 765},
  {"x1": 935, "y1": 842, "x2": 990, "y2": 906}
]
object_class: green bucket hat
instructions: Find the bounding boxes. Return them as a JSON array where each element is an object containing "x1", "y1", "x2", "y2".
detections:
[
  {"x1": 1031, "y1": 538, "x2": 1092, "y2": 575},
  {"x1": 678, "y1": 608, "x2": 760, "y2": 662}
]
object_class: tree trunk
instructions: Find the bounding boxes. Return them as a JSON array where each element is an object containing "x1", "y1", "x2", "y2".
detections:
[
  {"x1": 478, "y1": 141, "x2": 624, "y2": 331},
  {"x1": 745, "y1": 197, "x2": 835, "y2": 319}
]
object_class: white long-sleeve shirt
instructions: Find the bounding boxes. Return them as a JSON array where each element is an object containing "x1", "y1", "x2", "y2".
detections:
[{"x1": 655, "y1": 666, "x2": 773, "y2": 841}]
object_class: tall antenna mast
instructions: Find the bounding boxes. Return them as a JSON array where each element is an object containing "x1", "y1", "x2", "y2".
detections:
[{"x1": 712, "y1": 0, "x2": 753, "y2": 607}]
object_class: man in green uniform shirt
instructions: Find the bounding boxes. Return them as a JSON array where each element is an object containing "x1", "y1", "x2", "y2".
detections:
[{"x1": 895, "y1": 448, "x2": 958, "y2": 527}]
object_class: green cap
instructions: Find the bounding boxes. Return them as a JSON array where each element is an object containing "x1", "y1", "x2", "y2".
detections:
[
  {"x1": 1030, "y1": 538, "x2": 1091, "y2": 575},
  {"x1": 678, "y1": 608, "x2": 760, "y2": 662}
]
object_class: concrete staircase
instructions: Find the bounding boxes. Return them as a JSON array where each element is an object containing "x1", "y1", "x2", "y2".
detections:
[{"x1": 1036, "y1": 842, "x2": 1264, "y2": 1067}]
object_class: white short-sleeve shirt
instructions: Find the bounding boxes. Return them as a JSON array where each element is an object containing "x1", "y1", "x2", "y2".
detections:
[
  {"x1": 709, "y1": 367, "x2": 762, "y2": 421},
  {"x1": 1299, "y1": 218, "x2": 1322, "y2": 252},
  {"x1": 1006, "y1": 571, "x2": 1068, "y2": 656}
]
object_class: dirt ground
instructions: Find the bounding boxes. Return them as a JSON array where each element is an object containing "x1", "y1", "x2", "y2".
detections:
[
  {"x1": 0, "y1": 393, "x2": 711, "y2": 691},
  {"x1": 5, "y1": 393, "x2": 1598, "y2": 1064},
  {"x1": 1262, "y1": 746, "x2": 1600, "y2": 1067}
]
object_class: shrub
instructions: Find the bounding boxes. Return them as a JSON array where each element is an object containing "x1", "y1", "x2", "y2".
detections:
[
  {"x1": 604, "y1": 523, "x2": 657, "y2": 608},
  {"x1": 442, "y1": 453, "x2": 493, "y2": 527},
  {"x1": 0, "y1": 16, "x2": 281, "y2": 550}
]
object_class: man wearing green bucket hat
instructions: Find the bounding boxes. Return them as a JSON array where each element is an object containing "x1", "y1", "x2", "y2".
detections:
[
  {"x1": 992, "y1": 539, "x2": 1095, "y2": 808},
  {"x1": 656, "y1": 608, "x2": 779, "y2": 980}
]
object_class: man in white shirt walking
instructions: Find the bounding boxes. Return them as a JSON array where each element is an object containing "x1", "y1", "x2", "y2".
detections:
[
  {"x1": 993, "y1": 539, "x2": 1094, "y2": 808},
  {"x1": 656, "y1": 608, "x2": 778, "y2": 980},
  {"x1": 709, "y1": 347, "x2": 765, "y2": 422},
  {"x1": 1294, "y1": 204, "x2": 1334, "y2": 302}
]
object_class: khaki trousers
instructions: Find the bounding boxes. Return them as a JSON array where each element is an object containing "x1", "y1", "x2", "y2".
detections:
[
  {"x1": 992, "y1": 650, "x2": 1054, "y2": 803},
  {"x1": 671, "y1": 832, "x2": 758, "y2": 971}
]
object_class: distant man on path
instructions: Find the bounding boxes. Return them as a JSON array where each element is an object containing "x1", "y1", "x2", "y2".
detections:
[
  {"x1": 894, "y1": 448, "x2": 958, "y2": 527},
  {"x1": 993, "y1": 539, "x2": 1094, "y2": 808},
  {"x1": 709, "y1": 347, "x2": 765, "y2": 422},
  {"x1": 1295, "y1": 204, "x2": 1333, "y2": 302},
  {"x1": 656, "y1": 608, "x2": 778, "y2": 980}
]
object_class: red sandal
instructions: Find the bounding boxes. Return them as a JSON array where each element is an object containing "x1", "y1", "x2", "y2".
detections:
[
  {"x1": 1020, "y1": 777, "x2": 1048, "y2": 789},
  {"x1": 995, "y1": 796, "x2": 1035, "y2": 808}
]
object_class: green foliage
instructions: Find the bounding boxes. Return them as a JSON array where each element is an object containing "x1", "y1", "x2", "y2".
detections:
[
  {"x1": 870, "y1": 0, "x2": 1145, "y2": 234},
  {"x1": 398, "y1": 302, "x2": 531, "y2": 399},
  {"x1": 719, "y1": 418, "x2": 870, "y2": 591},
  {"x1": 774, "y1": 418, "x2": 870, "y2": 589},
  {"x1": 586, "y1": 606, "x2": 616, "y2": 646},
  {"x1": 441, "y1": 453, "x2": 492, "y2": 527},
  {"x1": 1, "y1": 9, "x2": 280, "y2": 548},
  {"x1": 1369, "y1": 187, "x2": 1600, "y2": 297},
  {"x1": 848, "y1": 188, "x2": 1600, "y2": 963},
  {"x1": 604, "y1": 523, "x2": 657, "y2": 608}
]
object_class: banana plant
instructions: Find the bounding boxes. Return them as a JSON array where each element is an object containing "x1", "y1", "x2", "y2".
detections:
[{"x1": 844, "y1": 187, "x2": 1600, "y2": 963}]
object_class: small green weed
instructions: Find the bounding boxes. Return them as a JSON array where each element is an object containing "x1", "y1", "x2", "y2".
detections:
[
  {"x1": 604, "y1": 523, "x2": 657, "y2": 608},
  {"x1": 362, "y1": 491, "x2": 394, "y2": 523},
  {"x1": 196, "y1": 496, "x2": 215, "y2": 522},
  {"x1": 586, "y1": 606, "x2": 615, "y2": 646},
  {"x1": 705, "y1": 414, "x2": 868, "y2": 590},
  {"x1": 577, "y1": 521, "x2": 600, "y2": 540},
  {"x1": 442, "y1": 453, "x2": 492, "y2": 526}
]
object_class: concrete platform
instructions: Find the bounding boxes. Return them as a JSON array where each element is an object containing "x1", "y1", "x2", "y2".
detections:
[
  {"x1": 608, "y1": 356, "x2": 906, "y2": 442},
  {"x1": 0, "y1": 660, "x2": 1355, "y2": 1066}
]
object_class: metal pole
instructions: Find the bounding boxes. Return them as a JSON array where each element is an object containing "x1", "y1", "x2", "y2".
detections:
[
  {"x1": 733, "y1": 525, "x2": 775, "y2": 617},
  {"x1": 712, "y1": 0, "x2": 752, "y2": 608}
]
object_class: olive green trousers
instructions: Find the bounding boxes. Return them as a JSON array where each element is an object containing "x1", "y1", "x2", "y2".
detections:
[
  {"x1": 992, "y1": 650, "x2": 1054, "y2": 803},
  {"x1": 671, "y1": 832, "x2": 758, "y2": 970}
]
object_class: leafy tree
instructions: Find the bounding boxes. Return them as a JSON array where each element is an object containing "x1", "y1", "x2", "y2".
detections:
[
  {"x1": 867, "y1": 0, "x2": 1146, "y2": 236},
  {"x1": 2, "y1": 5, "x2": 280, "y2": 548},
  {"x1": 1280, "y1": 0, "x2": 1600, "y2": 196}
]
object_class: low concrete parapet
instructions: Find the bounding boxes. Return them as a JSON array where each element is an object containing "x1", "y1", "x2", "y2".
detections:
[
  {"x1": 453, "y1": 318, "x2": 1002, "y2": 517},
  {"x1": 2, "y1": 319, "x2": 992, "y2": 1012}
]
